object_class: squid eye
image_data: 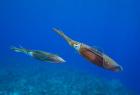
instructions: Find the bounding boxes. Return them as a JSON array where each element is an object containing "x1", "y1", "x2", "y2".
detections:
[{"x1": 74, "y1": 44, "x2": 79, "y2": 47}]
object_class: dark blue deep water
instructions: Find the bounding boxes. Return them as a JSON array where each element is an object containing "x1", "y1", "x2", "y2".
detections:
[{"x1": 0, "y1": 0, "x2": 140, "y2": 94}]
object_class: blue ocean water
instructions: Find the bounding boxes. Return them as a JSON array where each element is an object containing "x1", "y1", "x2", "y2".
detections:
[{"x1": 0, "y1": 0, "x2": 140, "y2": 94}]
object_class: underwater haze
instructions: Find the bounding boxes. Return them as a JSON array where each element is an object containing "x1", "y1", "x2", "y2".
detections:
[{"x1": 0, "y1": 0, "x2": 140, "y2": 94}]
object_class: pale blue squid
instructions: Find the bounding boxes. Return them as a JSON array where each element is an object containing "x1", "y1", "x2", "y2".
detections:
[{"x1": 11, "y1": 46, "x2": 66, "y2": 63}]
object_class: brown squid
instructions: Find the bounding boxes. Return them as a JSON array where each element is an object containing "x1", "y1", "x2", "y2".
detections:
[{"x1": 53, "y1": 28, "x2": 123, "y2": 72}]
